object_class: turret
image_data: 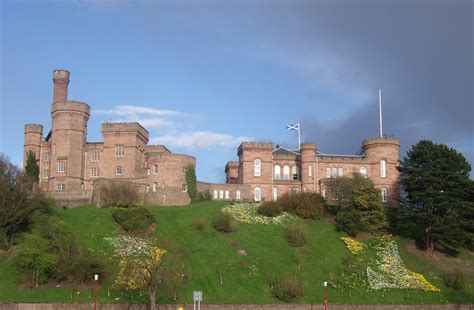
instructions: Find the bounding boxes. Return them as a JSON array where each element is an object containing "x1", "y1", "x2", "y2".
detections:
[
  {"x1": 362, "y1": 136, "x2": 400, "y2": 205},
  {"x1": 300, "y1": 143, "x2": 316, "y2": 192},
  {"x1": 52, "y1": 69, "x2": 70, "y2": 103},
  {"x1": 23, "y1": 124, "x2": 43, "y2": 168},
  {"x1": 50, "y1": 70, "x2": 90, "y2": 191}
]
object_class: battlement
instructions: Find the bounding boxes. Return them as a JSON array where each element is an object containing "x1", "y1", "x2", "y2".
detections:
[
  {"x1": 102, "y1": 122, "x2": 149, "y2": 141},
  {"x1": 239, "y1": 142, "x2": 273, "y2": 149},
  {"x1": 24, "y1": 124, "x2": 43, "y2": 134},
  {"x1": 51, "y1": 100, "x2": 91, "y2": 116},
  {"x1": 300, "y1": 143, "x2": 316, "y2": 150},
  {"x1": 52, "y1": 69, "x2": 70, "y2": 81},
  {"x1": 363, "y1": 136, "x2": 400, "y2": 149}
]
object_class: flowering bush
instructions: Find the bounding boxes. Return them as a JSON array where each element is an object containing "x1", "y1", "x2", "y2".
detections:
[
  {"x1": 341, "y1": 237, "x2": 366, "y2": 255},
  {"x1": 366, "y1": 235, "x2": 440, "y2": 292},
  {"x1": 222, "y1": 202, "x2": 296, "y2": 225}
]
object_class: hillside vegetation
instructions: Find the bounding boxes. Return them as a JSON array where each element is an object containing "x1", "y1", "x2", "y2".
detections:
[{"x1": 0, "y1": 201, "x2": 472, "y2": 304}]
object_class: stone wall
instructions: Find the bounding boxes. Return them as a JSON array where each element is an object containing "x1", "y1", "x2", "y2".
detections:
[
  {"x1": 0, "y1": 303, "x2": 471, "y2": 310},
  {"x1": 48, "y1": 190, "x2": 92, "y2": 208}
]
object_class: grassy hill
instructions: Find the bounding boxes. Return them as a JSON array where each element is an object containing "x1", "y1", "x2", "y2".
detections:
[{"x1": 0, "y1": 201, "x2": 473, "y2": 304}]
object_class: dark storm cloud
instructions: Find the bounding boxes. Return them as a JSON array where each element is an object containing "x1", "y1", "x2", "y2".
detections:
[{"x1": 263, "y1": 0, "x2": 473, "y2": 165}]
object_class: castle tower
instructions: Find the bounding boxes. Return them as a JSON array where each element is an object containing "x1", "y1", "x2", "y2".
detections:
[
  {"x1": 23, "y1": 124, "x2": 43, "y2": 168},
  {"x1": 49, "y1": 69, "x2": 90, "y2": 191},
  {"x1": 362, "y1": 136, "x2": 400, "y2": 205},
  {"x1": 300, "y1": 143, "x2": 316, "y2": 192}
]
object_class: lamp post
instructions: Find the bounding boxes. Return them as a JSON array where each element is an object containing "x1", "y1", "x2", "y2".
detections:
[
  {"x1": 93, "y1": 274, "x2": 99, "y2": 310},
  {"x1": 323, "y1": 281, "x2": 328, "y2": 310}
]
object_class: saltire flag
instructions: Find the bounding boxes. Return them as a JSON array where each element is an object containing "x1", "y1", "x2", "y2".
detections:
[{"x1": 286, "y1": 123, "x2": 300, "y2": 131}]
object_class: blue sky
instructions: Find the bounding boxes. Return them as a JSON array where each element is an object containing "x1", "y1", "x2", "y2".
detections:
[{"x1": 1, "y1": 0, "x2": 473, "y2": 181}]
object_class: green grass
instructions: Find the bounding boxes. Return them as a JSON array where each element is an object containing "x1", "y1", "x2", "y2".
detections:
[{"x1": 0, "y1": 201, "x2": 472, "y2": 304}]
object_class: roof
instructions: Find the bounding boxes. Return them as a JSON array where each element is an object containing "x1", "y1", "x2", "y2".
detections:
[
  {"x1": 273, "y1": 147, "x2": 301, "y2": 156},
  {"x1": 316, "y1": 150, "x2": 364, "y2": 158}
]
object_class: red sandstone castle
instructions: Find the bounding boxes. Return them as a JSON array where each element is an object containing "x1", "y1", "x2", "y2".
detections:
[{"x1": 24, "y1": 69, "x2": 399, "y2": 206}]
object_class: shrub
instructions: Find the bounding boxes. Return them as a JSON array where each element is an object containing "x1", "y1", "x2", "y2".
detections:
[
  {"x1": 443, "y1": 270, "x2": 466, "y2": 291},
  {"x1": 272, "y1": 274, "x2": 304, "y2": 302},
  {"x1": 192, "y1": 217, "x2": 207, "y2": 231},
  {"x1": 285, "y1": 221, "x2": 307, "y2": 247},
  {"x1": 112, "y1": 206, "x2": 155, "y2": 233},
  {"x1": 335, "y1": 206, "x2": 361, "y2": 237},
  {"x1": 100, "y1": 181, "x2": 140, "y2": 207},
  {"x1": 278, "y1": 194, "x2": 298, "y2": 213},
  {"x1": 195, "y1": 191, "x2": 211, "y2": 202},
  {"x1": 294, "y1": 192, "x2": 325, "y2": 219},
  {"x1": 257, "y1": 201, "x2": 283, "y2": 217},
  {"x1": 212, "y1": 212, "x2": 237, "y2": 233}
]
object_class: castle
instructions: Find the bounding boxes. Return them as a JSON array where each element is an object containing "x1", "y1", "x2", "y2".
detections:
[{"x1": 24, "y1": 69, "x2": 400, "y2": 207}]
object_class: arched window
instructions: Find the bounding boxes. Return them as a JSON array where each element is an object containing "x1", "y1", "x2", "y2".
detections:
[
  {"x1": 236, "y1": 190, "x2": 241, "y2": 200},
  {"x1": 213, "y1": 190, "x2": 218, "y2": 199},
  {"x1": 380, "y1": 160, "x2": 386, "y2": 178},
  {"x1": 331, "y1": 168, "x2": 337, "y2": 178},
  {"x1": 254, "y1": 159, "x2": 261, "y2": 177},
  {"x1": 274, "y1": 165, "x2": 281, "y2": 180},
  {"x1": 360, "y1": 167, "x2": 367, "y2": 177},
  {"x1": 338, "y1": 168, "x2": 343, "y2": 177},
  {"x1": 309, "y1": 165, "x2": 312, "y2": 177},
  {"x1": 254, "y1": 187, "x2": 262, "y2": 202},
  {"x1": 272, "y1": 187, "x2": 278, "y2": 201},
  {"x1": 381, "y1": 187, "x2": 388, "y2": 202},
  {"x1": 219, "y1": 190, "x2": 224, "y2": 199},
  {"x1": 283, "y1": 165, "x2": 290, "y2": 180},
  {"x1": 292, "y1": 166, "x2": 299, "y2": 180},
  {"x1": 225, "y1": 191, "x2": 230, "y2": 199},
  {"x1": 326, "y1": 168, "x2": 331, "y2": 178}
]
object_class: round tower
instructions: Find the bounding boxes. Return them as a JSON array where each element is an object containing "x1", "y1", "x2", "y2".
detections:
[
  {"x1": 50, "y1": 70, "x2": 90, "y2": 191},
  {"x1": 362, "y1": 136, "x2": 400, "y2": 205},
  {"x1": 52, "y1": 69, "x2": 70, "y2": 103},
  {"x1": 300, "y1": 143, "x2": 316, "y2": 192},
  {"x1": 23, "y1": 124, "x2": 43, "y2": 168}
]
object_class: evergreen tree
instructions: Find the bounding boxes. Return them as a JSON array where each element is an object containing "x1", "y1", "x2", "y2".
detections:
[
  {"x1": 185, "y1": 164, "x2": 197, "y2": 202},
  {"x1": 398, "y1": 140, "x2": 472, "y2": 255},
  {"x1": 25, "y1": 151, "x2": 39, "y2": 183}
]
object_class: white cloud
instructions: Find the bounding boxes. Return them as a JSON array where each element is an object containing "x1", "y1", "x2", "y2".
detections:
[
  {"x1": 150, "y1": 131, "x2": 254, "y2": 149},
  {"x1": 94, "y1": 105, "x2": 254, "y2": 149}
]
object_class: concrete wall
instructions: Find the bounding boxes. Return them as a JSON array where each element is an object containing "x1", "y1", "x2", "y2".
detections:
[{"x1": 0, "y1": 303, "x2": 471, "y2": 310}]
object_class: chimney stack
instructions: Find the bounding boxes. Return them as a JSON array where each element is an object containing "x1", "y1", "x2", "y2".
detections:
[{"x1": 52, "y1": 69, "x2": 70, "y2": 103}]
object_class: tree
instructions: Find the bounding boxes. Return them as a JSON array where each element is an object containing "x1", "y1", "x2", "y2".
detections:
[
  {"x1": 105, "y1": 235, "x2": 167, "y2": 310},
  {"x1": 24, "y1": 151, "x2": 39, "y2": 183},
  {"x1": 185, "y1": 164, "x2": 197, "y2": 202},
  {"x1": 398, "y1": 140, "x2": 472, "y2": 255},
  {"x1": 329, "y1": 174, "x2": 388, "y2": 235},
  {"x1": 0, "y1": 154, "x2": 51, "y2": 247}
]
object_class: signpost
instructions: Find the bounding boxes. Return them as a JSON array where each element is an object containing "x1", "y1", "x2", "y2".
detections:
[
  {"x1": 193, "y1": 291, "x2": 202, "y2": 310},
  {"x1": 323, "y1": 281, "x2": 328, "y2": 310}
]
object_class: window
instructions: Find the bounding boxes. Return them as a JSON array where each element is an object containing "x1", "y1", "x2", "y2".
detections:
[
  {"x1": 182, "y1": 184, "x2": 187, "y2": 192},
  {"x1": 331, "y1": 168, "x2": 337, "y2": 178},
  {"x1": 43, "y1": 152, "x2": 50, "y2": 162},
  {"x1": 90, "y1": 167, "x2": 99, "y2": 177},
  {"x1": 43, "y1": 169, "x2": 49, "y2": 179},
  {"x1": 326, "y1": 168, "x2": 331, "y2": 178},
  {"x1": 57, "y1": 184, "x2": 65, "y2": 191},
  {"x1": 236, "y1": 190, "x2": 241, "y2": 200},
  {"x1": 254, "y1": 187, "x2": 261, "y2": 202},
  {"x1": 338, "y1": 168, "x2": 344, "y2": 177},
  {"x1": 153, "y1": 182, "x2": 157, "y2": 192},
  {"x1": 91, "y1": 150, "x2": 100, "y2": 161},
  {"x1": 273, "y1": 187, "x2": 278, "y2": 201},
  {"x1": 213, "y1": 190, "x2": 218, "y2": 199},
  {"x1": 182, "y1": 166, "x2": 187, "y2": 173},
  {"x1": 146, "y1": 185, "x2": 149, "y2": 193},
  {"x1": 381, "y1": 188, "x2": 388, "y2": 202},
  {"x1": 154, "y1": 164, "x2": 159, "y2": 174},
  {"x1": 284, "y1": 165, "x2": 290, "y2": 180},
  {"x1": 360, "y1": 167, "x2": 367, "y2": 177},
  {"x1": 292, "y1": 166, "x2": 299, "y2": 180},
  {"x1": 147, "y1": 168, "x2": 150, "y2": 175},
  {"x1": 380, "y1": 160, "x2": 386, "y2": 178},
  {"x1": 289, "y1": 187, "x2": 299, "y2": 195},
  {"x1": 322, "y1": 189, "x2": 326, "y2": 198},
  {"x1": 115, "y1": 144, "x2": 124, "y2": 157},
  {"x1": 309, "y1": 165, "x2": 312, "y2": 177},
  {"x1": 254, "y1": 159, "x2": 261, "y2": 177},
  {"x1": 115, "y1": 166, "x2": 122, "y2": 175},
  {"x1": 57, "y1": 161, "x2": 66, "y2": 173},
  {"x1": 274, "y1": 165, "x2": 281, "y2": 180},
  {"x1": 219, "y1": 190, "x2": 224, "y2": 199},
  {"x1": 225, "y1": 191, "x2": 230, "y2": 199}
]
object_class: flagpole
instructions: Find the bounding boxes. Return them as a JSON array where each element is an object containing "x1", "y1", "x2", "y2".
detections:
[
  {"x1": 379, "y1": 90, "x2": 383, "y2": 138},
  {"x1": 298, "y1": 124, "x2": 301, "y2": 150}
]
